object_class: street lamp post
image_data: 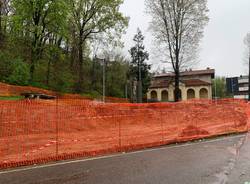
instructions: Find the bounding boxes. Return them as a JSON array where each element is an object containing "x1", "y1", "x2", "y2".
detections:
[
  {"x1": 95, "y1": 56, "x2": 106, "y2": 103},
  {"x1": 248, "y1": 52, "x2": 250, "y2": 101},
  {"x1": 138, "y1": 59, "x2": 142, "y2": 103},
  {"x1": 215, "y1": 81, "x2": 217, "y2": 98},
  {"x1": 102, "y1": 58, "x2": 106, "y2": 103},
  {"x1": 125, "y1": 82, "x2": 128, "y2": 100}
]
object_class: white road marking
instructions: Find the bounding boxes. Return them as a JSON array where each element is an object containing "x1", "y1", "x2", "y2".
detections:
[{"x1": 0, "y1": 134, "x2": 246, "y2": 175}]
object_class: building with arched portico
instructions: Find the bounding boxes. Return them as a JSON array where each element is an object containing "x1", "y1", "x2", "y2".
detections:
[{"x1": 147, "y1": 68, "x2": 215, "y2": 102}]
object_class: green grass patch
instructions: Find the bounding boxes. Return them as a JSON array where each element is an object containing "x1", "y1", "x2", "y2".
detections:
[
  {"x1": 0, "y1": 96, "x2": 24, "y2": 100},
  {"x1": 81, "y1": 91, "x2": 102, "y2": 99}
]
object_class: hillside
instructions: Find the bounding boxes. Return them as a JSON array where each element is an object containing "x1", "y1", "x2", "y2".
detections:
[{"x1": 0, "y1": 82, "x2": 129, "y2": 103}]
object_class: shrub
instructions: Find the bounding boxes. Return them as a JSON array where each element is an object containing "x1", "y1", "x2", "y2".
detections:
[{"x1": 7, "y1": 59, "x2": 30, "y2": 85}]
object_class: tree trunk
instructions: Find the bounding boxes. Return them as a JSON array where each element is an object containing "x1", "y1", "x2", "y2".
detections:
[
  {"x1": 30, "y1": 63, "x2": 35, "y2": 83},
  {"x1": 30, "y1": 45, "x2": 40, "y2": 83},
  {"x1": 0, "y1": 1, "x2": 3, "y2": 44},
  {"x1": 76, "y1": 34, "x2": 84, "y2": 93},
  {"x1": 30, "y1": 29, "x2": 40, "y2": 82},
  {"x1": 91, "y1": 59, "x2": 96, "y2": 90},
  {"x1": 137, "y1": 81, "x2": 143, "y2": 103},
  {"x1": 46, "y1": 59, "x2": 51, "y2": 86},
  {"x1": 30, "y1": 50, "x2": 36, "y2": 83},
  {"x1": 174, "y1": 70, "x2": 181, "y2": 102},
  {"x1": 174, "y1": 48, "x2": 181, "y2": 102},
  {"x1": 137, "y1": 59, "x2": 143, "y2": 103}
]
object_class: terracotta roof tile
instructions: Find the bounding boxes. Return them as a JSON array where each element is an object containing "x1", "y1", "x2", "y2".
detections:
[
  {"x1": 182, "y1": 79, "x2": 211, "y2": 87},
  {"x1": 155, "y1": 69, "x2": 215, "y2": 78},
  {"x1": 150, "y1": 79, "x2": 172, "y2": 89},
  {"x1": 149, "y1": 79, "x2": 211, "y2": 89}
]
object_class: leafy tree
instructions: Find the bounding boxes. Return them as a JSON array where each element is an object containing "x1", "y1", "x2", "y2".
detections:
[
  {"x1": 0, "y1": 0, "x2": 130, "y2": 99},
  {"x1": 129, "y1": 29, "x2": 151, "y2": 103},
  {"x1": 11, "y1": 0, "x2": 68, "y2": 81},
  {"x1": 212, "y1": 77, "x2": 228, "y2": 99},
  {"x1": 146, "y1": 0, "x2": 209, "y2": 102},
  {"x1": 106, "y1": 55, "x2": 129, "y2": 98},
  {"x1": 0, "y1": 50, "x2": 12, "y2": 81},
  {"x1": 68, "y1": 0, "x2": 128, "y2": 92},
  {"x1": 7, "y1": 58, "x2": 29, "y2": 85},
  {"x1": 0, "y1": 0, "x2": 11, "y2": 44}
]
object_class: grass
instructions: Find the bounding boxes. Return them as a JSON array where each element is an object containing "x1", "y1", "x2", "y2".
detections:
[{"x1": 0, "y1": 96, "x2": 24, "y2": 100}]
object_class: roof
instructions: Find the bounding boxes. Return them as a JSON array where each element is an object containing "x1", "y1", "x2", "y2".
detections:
[
  {"x1": 149, "y1": 79, "x2": 211, "y2": 89},
  {"x1": 155, "y1": 69, "x2": 215, "y2": 78},
  {"x1": 238, "y1": 76, "x2": 248, "y2": 79},
  {"x1": 234, "y1": 91, "x2": 249, "y2": 96},
  {"x1": 150, "y1": 79, "x2": 172, "y2": 89},
  {"x1": 182, "y1": 79, "x2": 211, "y2": 87}
]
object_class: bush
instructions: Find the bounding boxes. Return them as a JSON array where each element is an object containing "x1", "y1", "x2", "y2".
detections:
[
  {"x1": 7, "y1": 59, "x2": 30, "y2": 85},
  {"x1": 0, "y1": 51, "x2": 12, "y2": 81}
]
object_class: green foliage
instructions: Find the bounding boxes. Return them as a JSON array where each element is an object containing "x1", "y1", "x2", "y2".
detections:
[
  {"x1": 68, "y1": 0, "x2": 128, "y2": 36},
  {"x1": 81, "y1": 91, "x2": 102, "y2": 99},
  {"x1": 68, "y1": 0, "x2": 129, "y2": 92},
  {"x1": 11, "y1": 0, "x2": 69, "y2": 80},
  {"x1": 7, "y1": 59, "x2": 30, "y2": 85},
  {"x1": 0, "y1": 51, "x2": 29, "y2": 85},
  {"x1": 0, "y1": 51, "x2": 12, "y2": 81},
  {"x1": 0, "y1": 0, "x2": 130, "y2": 98},
  {"x1": 12, "y1": 0, "x2": 68, "y2": 34},
  {"x1": 106, "y1": 58, "x2": 129, "y2": 97},
  {"x1": 0, "y1": 96, "x2": 24, "y2": 101},
  {"x1": 129, "y1": 29, "x2": 151, "y2": 100},
  {"x1": 212, "y1": 77, "x2": 228, "y2": 98}
]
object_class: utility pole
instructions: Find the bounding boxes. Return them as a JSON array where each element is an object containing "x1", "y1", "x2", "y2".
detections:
[
  {"x1": 244, "y1": 33, "x2": 250, "y2": 101},
  {"x1": 214, "y1": 77, "x2": 217, "y2": 99},
  {"x1": 136, "y1": 38, "x2": 143, "y2": 103},
  {"x1": 95, "y1": 56, "x2": 106, "y2": 103},
  {"x1": 103, "y1": 58, "x2": 106, "y2": 103},
  {"x1": 125, "y1": 82, "x2": 128, "y2": 100},
  {"x1": 138, "y1": 57, "x2": 142, "y2": 103},
  {"x1": 248, "y1": 52, "x2": 250, "y2": 101}
]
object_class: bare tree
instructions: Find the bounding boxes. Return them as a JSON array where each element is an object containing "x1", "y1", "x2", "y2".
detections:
[
  {"x1": 244, "y1": 33, "x2": 250, "y2": 101},
  {"x1": 244, "y1": 33, "x2": 250, "y2": 57},
  {"x1": 0, "y1": 0, "x2": 11, "y2": 42},
  {"x1": 146, "y1": 0, "x2": 209, "y2": 101},
  {"x1": 0, "y1": 0, "x2": 11, "y2": 33},
  {"x1": 0, "y1": 0, "x2": 2, "y2": 42}
]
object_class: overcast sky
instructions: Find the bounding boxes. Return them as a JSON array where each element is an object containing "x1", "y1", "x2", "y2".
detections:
[{"x1": 120, "y1": 0, "x2": 250, "y2": 77}]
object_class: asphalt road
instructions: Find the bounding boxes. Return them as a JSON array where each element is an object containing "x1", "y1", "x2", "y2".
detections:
[{"x1": 0, "y1": 134, "x2": 250, "y2": 184}]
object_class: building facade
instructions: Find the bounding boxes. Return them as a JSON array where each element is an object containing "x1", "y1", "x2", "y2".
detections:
[
  {"x1": 226, "y1": 76, "x2": 249, "y2": 99},
  {"x1": 147, "y1": 69, "x2": 215, "y2": 102}
]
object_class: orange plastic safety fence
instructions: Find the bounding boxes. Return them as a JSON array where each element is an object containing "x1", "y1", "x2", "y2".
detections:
[{"x1": 0, "y1": 99, "x2": 249, "y2": 169}]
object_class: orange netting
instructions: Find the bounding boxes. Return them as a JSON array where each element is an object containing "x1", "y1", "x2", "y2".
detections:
[{"x1": 0, "y1": 99, "x2": 249, "y2": 169}]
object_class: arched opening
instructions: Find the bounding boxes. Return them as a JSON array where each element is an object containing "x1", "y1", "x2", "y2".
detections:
[
  {"x1": 150, "y1": 91, "x2": 158, "y2": 100},
  {"x1": 200, "y1": 88, "x2": 208, "y2": 99},
  {"x1": 161, "y1": 90, "x2": 169, "y2": 102},
  {"x1": 187, "y1": 89, "x2": 195, "y2": 100},
  {"x1": 174, "y1": 89, "x2": 182, "y2": 101}
]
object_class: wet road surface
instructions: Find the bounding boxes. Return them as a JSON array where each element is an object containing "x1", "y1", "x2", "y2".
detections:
[{"x1": 0, "y1": 134, "x2": 249, "y2": 184}]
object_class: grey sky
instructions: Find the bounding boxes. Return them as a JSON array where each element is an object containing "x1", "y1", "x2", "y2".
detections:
[{"x1": 120, "y1": 0, "x2": 250, "y2": 77}]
